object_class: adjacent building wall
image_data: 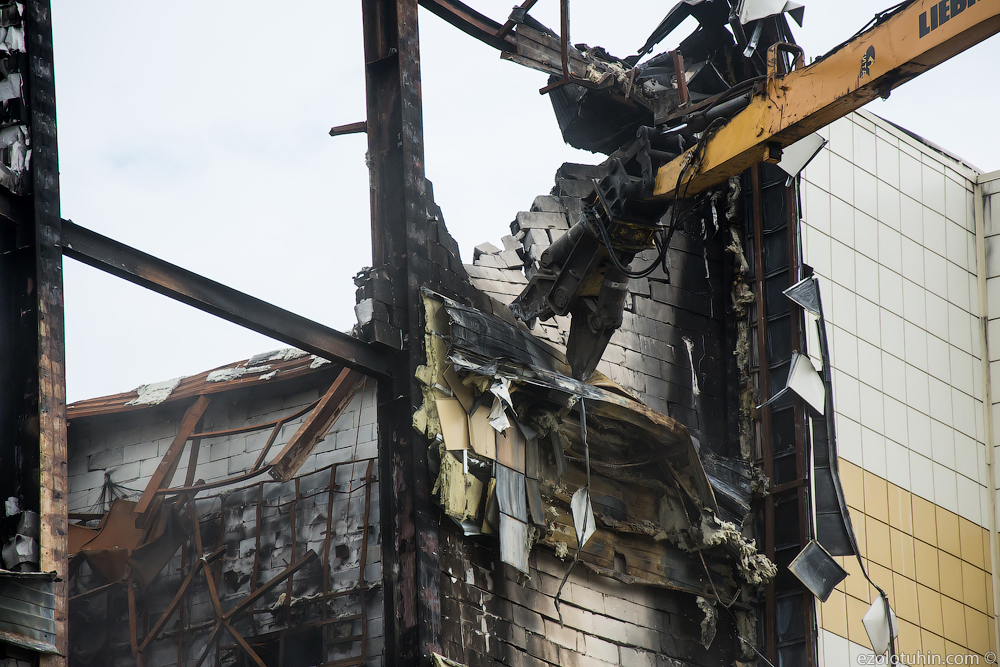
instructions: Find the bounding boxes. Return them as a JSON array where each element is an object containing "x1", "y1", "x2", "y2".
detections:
[
  {"x1": 67, "y1": 374, "x2": 384, "y2": 666},
  {"x1": 800, "y1": 110, "x2": 996, "y2": 664}
]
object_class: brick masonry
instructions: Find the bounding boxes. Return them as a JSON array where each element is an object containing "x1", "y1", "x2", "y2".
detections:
[{"x1": 469, "y1": 187, "x2": 735, "y2": 455}]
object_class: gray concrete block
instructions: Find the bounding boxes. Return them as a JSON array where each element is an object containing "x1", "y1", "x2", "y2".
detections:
[
  {"x1": 619, "y1": 647, "x2": 656, "y2": 667},
  {"x1": 582, "y1": 635, "x2": 619, "y2": 664},
  {"x1": 109, "y1": 462, "x2": 141, "y2": 485},
  {"x1": 625, "y1": 623, "x2": 660, "y2": 652},
  {"x1": 531, "y1": 196, "x2": 567, "y2": 213},
  {"x1": 138, "y1": 457, "x2": 161, "y2": 479},
  {"x1": 516, "y1": 211, "x2": 570, "y2": 231},
  {"x1": 283, "y1": 388, "x2": 319, "y2": 410},
  {"x1": 109, "y1": 425, "x2": 142, "y2": 449},
  {"x1": 193, "y1": 458, "x2": 229, "y2": 483},
  {"x1": 140, "y1": 421, "x2": 176, "y2": 443},
  {"x1": 89, "y1": 447, "x2": 123, "y2": 471},
  {"x1": 498, "y1": 250, "x2": 524, "y2": 269},
  {"x1": 122, "y1": 441, "x2": 158, "y2": 465},
  {"x1": 475, "y1": 242, "x2": 501, "y2": 257},
  {"x1": 566, "y1": 582, "x2": 605, "y2": 615},
  {"x1": 209, "y1": 440, "x2": 234, "y2": 462},
  {"x1": 476, "y1": 253, "x2": 507, "y2": 269},
  {"x1": 228, "y1": 451, "x2": 260, "y2": 475},
  {"x1": 588, "y1": 615, "x2": 630, "y2": 645}
]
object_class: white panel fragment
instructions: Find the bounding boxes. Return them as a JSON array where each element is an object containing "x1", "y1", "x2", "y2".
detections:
[
  {"x1": 0, "y1": 26, "x2": 25, "y2": 53},
  {"x1": 738, "y1": 0, "x2": 804, "y2": 26},
  {"x1": 862, "y1": 597, "x2": 898, "y2": 656},
  {"x1": 125, "y1": 377, "x2": 184, "y2": 406},
  {"x1": 490, "y1": 377, "x2": 513, "y2": 408},
  {"x1": 778, "y1": 134, "x2": 828, "y2": 180},
  {"x1": 488, "y1": 397, "x2": 510, "y2": 432},
  {"x1": 248, "y1": 348, "x2": 308, "y2": 365},
  {"x1": 570, "y1": 485, "x2": 596, "y2": 547},
  {"x1": 309, "y1": 355, "x2": 331, "y2": 369},
  {"x1": 0, "y1": 73, "x2": 21, "y2": 102},
  {"x1": 757, "y1": 352, "x2": 825, "y2": 415},
  {"x1": 206, "y1": 365, "x2": 272, "y2": 382},
  {"x1": 355, "y1": 298, "x2": 374, "y2": 326},
  {"x1": 499, "y1": 513, "x2": 529, "y2": 573}
]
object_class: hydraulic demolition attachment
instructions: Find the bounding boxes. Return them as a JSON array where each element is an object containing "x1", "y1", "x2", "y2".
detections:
[
  {"x1": 507, "y1": 0, "x2": 1000, "y2": 381},
  {"x1": 510, "y1": 134, "x2": 674, "y2": 380}
]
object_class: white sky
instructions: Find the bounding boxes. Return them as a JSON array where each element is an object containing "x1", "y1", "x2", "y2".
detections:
[{"x1": 50, "y1": 1, "x2": 1000, "y2": 402}]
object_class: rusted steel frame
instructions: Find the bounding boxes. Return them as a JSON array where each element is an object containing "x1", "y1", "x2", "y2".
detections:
[
  {"x1": 223, "y1": 550, "x2": 319, "y2": 622},
  {"x1": 137, "y1": 545, "x2": 227, "y2": 653},
  {"x1": 243, "y1": 586, "x2": 373, "y2": 608},
  {"x1": 156, "y1": 465, "x2": 273, "y2": 495},
  {"x1": 184, "y1": 437, "x2": 202, "y2": 488},
  {"x1": 69, "y1": 580, "x2": 119, "y2": 602},
  {"x1": 193, "y1": 546, "x2": 321, "y2": 667},
  {"x1": 417, "y1": 0, "x2": 516, "y2": 51},
  {"x1": 178, "y1": 526, "x2": 188, "y2": 667},
  {"x1": 750, "y1": 165, "x2": 777, "y2": 663},
  {"x1": 786, "y1": 180, "x2": 816, "y2": 667},
  {"x1": 252, "y1": 482, "x2": 264, "y2": 595},
  {"x1": 60, "y1": 219, "x2": 393, "y2": 380},
  {"x1": 253, "y1": 422, "x2": 285, "y2": 471},
  {"x1": 190, "y1": 399, "x2": 319, "y2": 441},
  {"x1": 496, "y1": 0, "x2": 538, "y2": 38},
  {"x1": 191, "y1": 498, "x2": 225, "y2": 619},
  {"x1": 136, "y1": 395, "x2": 212, "y2": 514},
  {"x1": 671, "y1": 49, "x2": 689, "y2": 106},
  {"x1": 269, "y1": 368, "x2": 367, "y2": 481},
  {"x1": 357, "y1": 459, "x2": 375, "y2": 663},
  {"x1": 329, "y1": 121, "x2": 367, "y2": 137},
  {"x1": 770, "y1": 478, "x2": 806, "y2": 493},
  {"x1": 285, "y1": 478, "x2": 301, "y2": 618},
  {"x1": 204, "y1": 494, "x2": 269, "y2": 667},
  {"x1": 538, "y1": 0, "x2": 571, "y2": 95},
  {"x1": 323, "y1": 464, "x2": 338, "y2": 601},
  {"x1": 358, "y1": 460, "x2": 374, "y2": 589},
  {"x1": 224, "y1": 621, "x2": 268, "y2": 667},
  {"x1": 127, "y1": 575, "x2": 145, "y2": 667},
  {"x1": 324, "y1": 652, "x2": 366, "y2": 667}
]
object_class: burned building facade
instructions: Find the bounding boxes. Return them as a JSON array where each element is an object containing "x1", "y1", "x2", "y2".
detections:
[{"x1": 0, "y1": 1, "x2": 994, "y2": 667}]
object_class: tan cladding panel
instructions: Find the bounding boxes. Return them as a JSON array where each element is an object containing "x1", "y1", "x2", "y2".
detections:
[{"x1": 816, "y1": 460, "x2": 994, "y2": 657}]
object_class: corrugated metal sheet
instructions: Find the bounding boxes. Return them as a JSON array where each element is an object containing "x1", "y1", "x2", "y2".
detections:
[{"x1": 0, "y1": 570, "x2": 58, "y2": 654}]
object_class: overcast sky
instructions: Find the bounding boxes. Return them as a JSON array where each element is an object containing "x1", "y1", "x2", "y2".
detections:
[{"x1": 49, "y1": 1, "x2": 1000, "y2": 403}]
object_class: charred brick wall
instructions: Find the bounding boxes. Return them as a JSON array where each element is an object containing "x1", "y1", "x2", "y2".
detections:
[
  {"x1": 436, "y1": 521, "x2": 738, "y2": 667},
  {"x1": 428, "y1": 186, "x2": 745, "y2": 667},
  {"x1": 469, "y1": 190, "x2": 734, "y2": 457}
]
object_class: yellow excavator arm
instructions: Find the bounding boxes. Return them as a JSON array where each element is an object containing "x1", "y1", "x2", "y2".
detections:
[{"x1": 654, "y1": 0, "x2": 1000, "y2": 199}]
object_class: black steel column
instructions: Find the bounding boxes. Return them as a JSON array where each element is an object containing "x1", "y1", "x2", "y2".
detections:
[{"x1": 362, "y1": 0, "x2": 442, "y2": 663}]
